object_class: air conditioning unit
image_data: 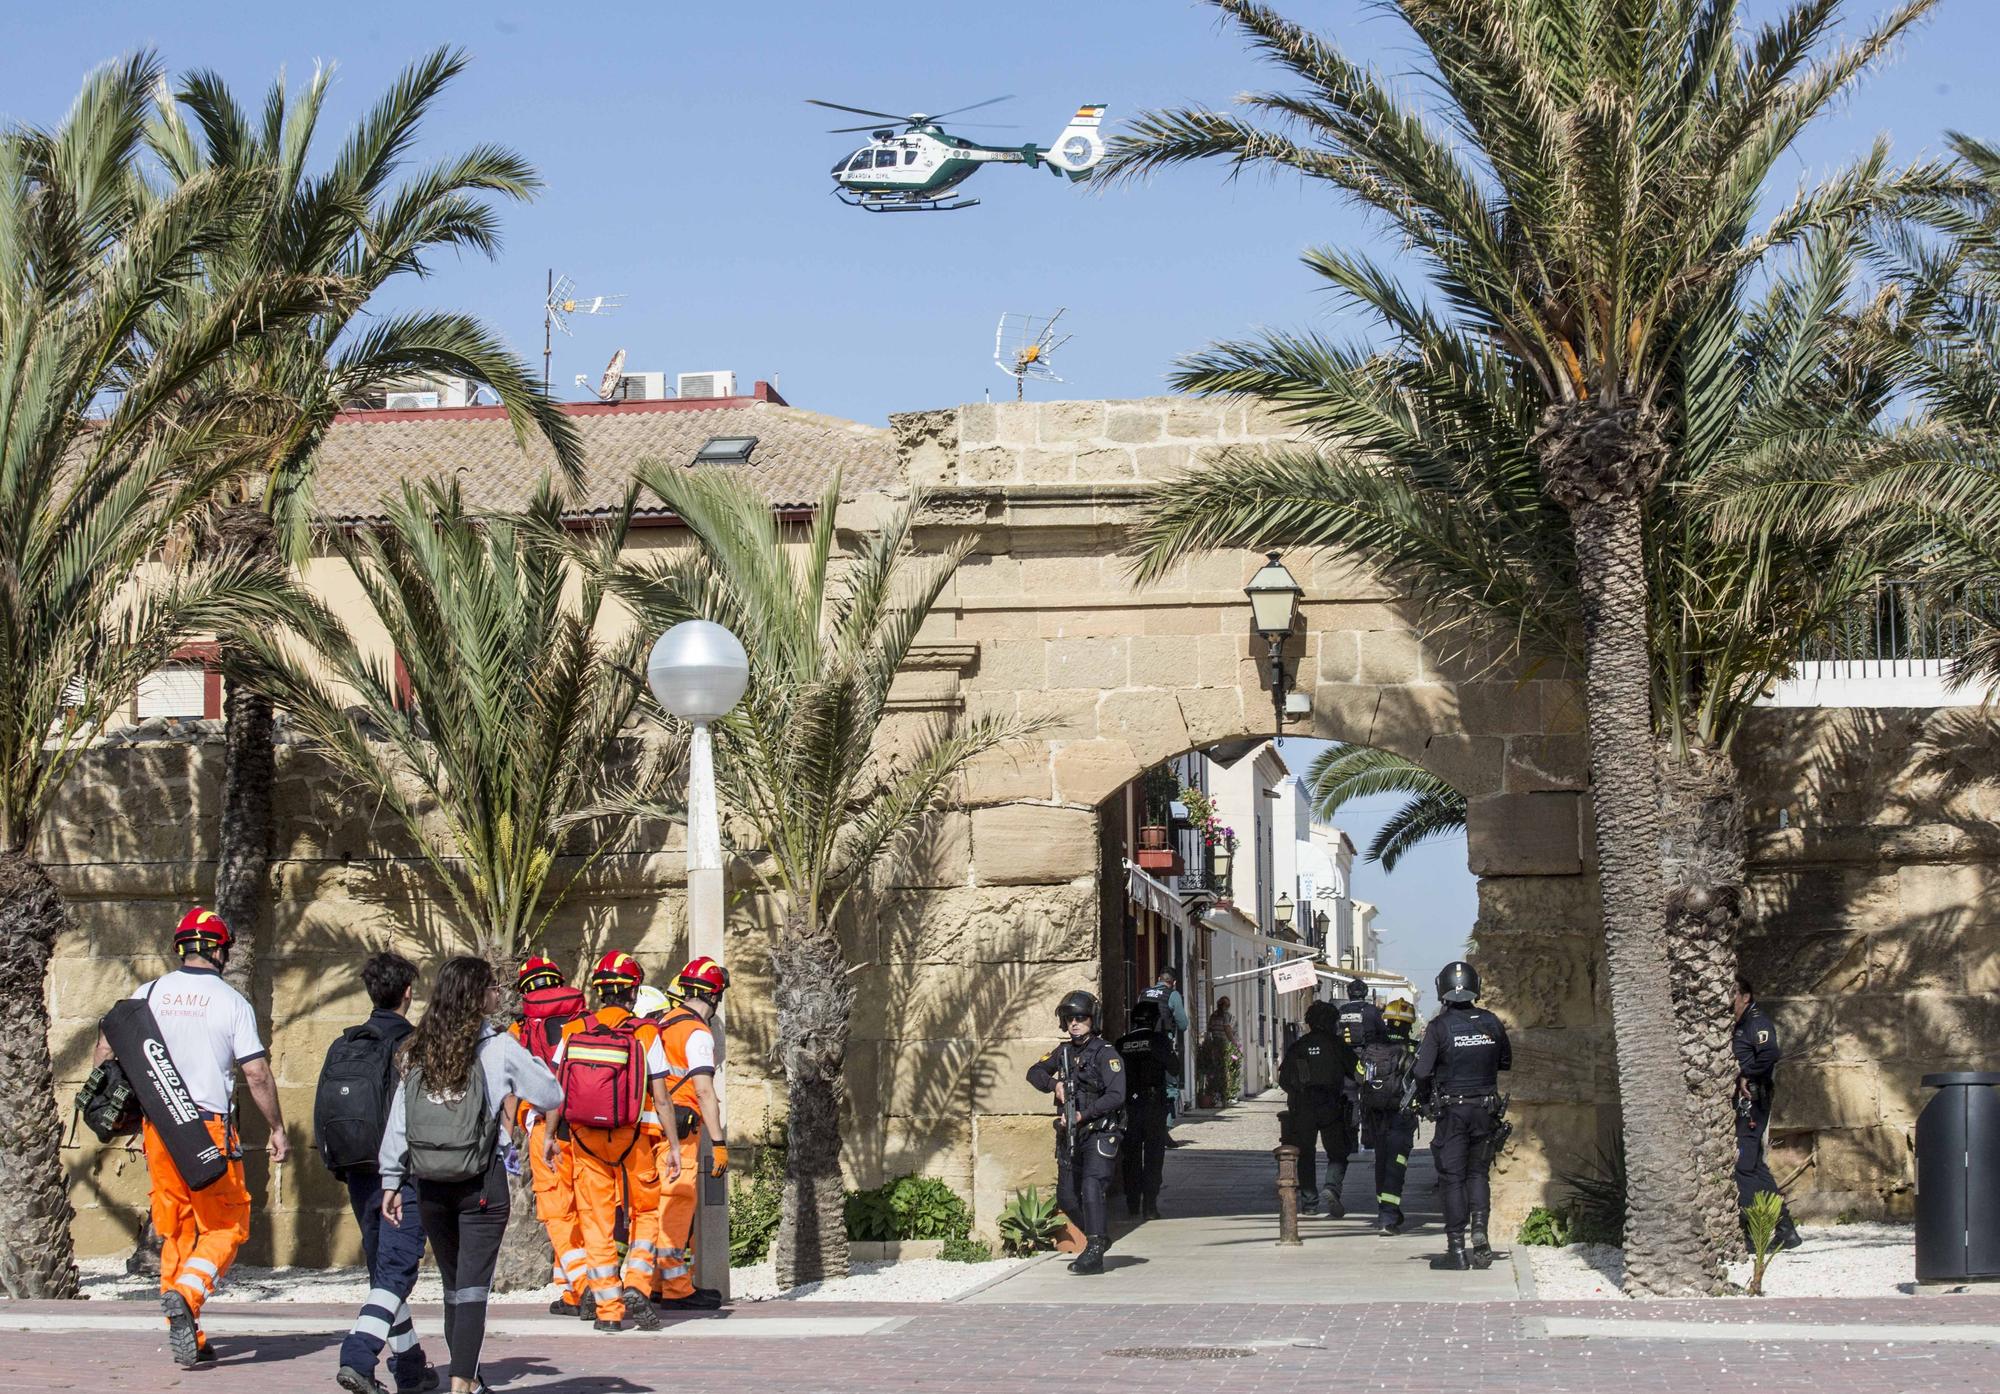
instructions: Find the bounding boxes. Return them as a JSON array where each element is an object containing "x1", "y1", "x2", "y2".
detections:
[
  {"x1": 385, "y1": 390, "x2": 441, "y2": 410},
  {"x1": 616, "y1": 372, "x2": 669, "y2": 402},
  {"x1": 676, "y1": 370, "x2": 737, "y2": 400}
]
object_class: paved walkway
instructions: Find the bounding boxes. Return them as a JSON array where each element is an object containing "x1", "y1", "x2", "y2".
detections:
[{"x1": 968, "y1": 1092, "x2": 1522, "y2": 1303}]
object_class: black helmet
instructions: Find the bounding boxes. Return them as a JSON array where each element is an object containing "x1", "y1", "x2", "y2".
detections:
[
  {"x1": 1436, "y1": 961, "x2": 1481, "y2": 1005},
  {"x1": 1345, "y1": 977, "x2": 1368, "y2": 1001},
  {"x1": 1130, "y1": 999, "x2": 1162, "y2": 1030},
  {"x1": 1304, "y1": 999, "x2": 1340, "y2": 1035},
  {"x1": 1057, "y1": 990, "x2": 1100, "y2": 1027}
]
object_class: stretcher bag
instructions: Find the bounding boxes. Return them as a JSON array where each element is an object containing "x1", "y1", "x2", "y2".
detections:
[{"x1": 101, "y1": 992, "x2": 229, "y2": 1191}]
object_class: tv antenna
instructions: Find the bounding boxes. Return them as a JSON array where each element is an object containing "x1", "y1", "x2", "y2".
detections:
[
  {"x1": 543, "y1": 270, "x2": 625, "y2": 390},
  {"x1": 575, "y1": 347, "x2": 629, "y2": 402},
  {"x1": 994, "y1": 308, "x2": 1071, "y2": 400}
]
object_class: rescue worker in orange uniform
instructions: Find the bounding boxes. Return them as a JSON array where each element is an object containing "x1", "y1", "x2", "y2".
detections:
[
  {"x1": 651, "y1": 957, "x2": 731, "y2": 1310},
  {"x1": 507, "y1": 956, "x2": 590, "y2": 1319},
  {"x1": 547, "y1": 951, "x2": 682, "y2": 1333},
  {"x1": 93, "y1": 908, "x2": 289, "y2": 1370}
]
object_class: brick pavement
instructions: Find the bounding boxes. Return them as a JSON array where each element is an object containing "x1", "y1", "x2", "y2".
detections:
[{"x1": 5, "y1": 1294, "x2": 2000, "y2": 1392}]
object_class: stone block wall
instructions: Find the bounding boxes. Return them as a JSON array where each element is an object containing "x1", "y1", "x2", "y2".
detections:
[{"x1": 1738, "y1": 706, "x2": 2000, "y2": 1219}]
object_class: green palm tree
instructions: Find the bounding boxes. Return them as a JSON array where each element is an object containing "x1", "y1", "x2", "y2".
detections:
[
  {"x1": 0, "y1": 56, "x2": 328, "y2": 1298},
  {"x1": 230, "y1": 477, "x2": 649, "y2": 1290},
  {"x1": 146, "y1": 48, "x2": 581, "y2": 989},
  {"x1": 612, "y1": 467, "x2": 1033, "y2": 1289},
  {"x1": 1106, "y1": 0, "x2": 1950, "y2": 1285},
  {"x1": 1307, "y1": 743, "x2": 1468, "y2": 872}
]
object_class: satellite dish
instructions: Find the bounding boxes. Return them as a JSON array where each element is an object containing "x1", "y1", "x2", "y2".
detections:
[
  {"x1": 994, "y1": 309, "x2": 1073, "y2": 400},
  {"x1": 594, "y1": 348, "x2": 629, "y2": 402}
]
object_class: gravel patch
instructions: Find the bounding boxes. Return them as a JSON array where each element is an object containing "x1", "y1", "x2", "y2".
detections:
[
  {"x1": 79, "y1": 1253, "x2": 1027, "y2": 1307},
  {"x1": 1529, "y1": 1223, "x2": 1919, "y2": 1300}
]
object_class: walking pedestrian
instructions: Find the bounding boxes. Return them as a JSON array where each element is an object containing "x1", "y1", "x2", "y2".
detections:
[
  {"x1": 93, "y1": 907, "x2": 288, "y2": 1371},
  {"x1": 551, "y1": 951, "x2": 683, "y2": 1332},
  {"x1": 1026, "y1": 990, "x2": 1127, "y2": 1275},
  {"x1": 651, "y1": 957, "x2": 731, "y2": 1310},
  {"x1": 1414, "y1": 962, "x2": 1511, "y2": 1271},
  {"x1": 506, "y1": 956, "x2": 591, "y2": 1319},
  {"x1": 1278, "y1": 999, "x2": 1353, "y2": 1216},
  {"x1": 1733, "y1": 974, "x2": 1802, "y2": 1249},
  {"x1": 1114, "y1": 998, "x2": 1181, "y2": 1221},
  {"x1": 379, "y1": 957, "x2": 562, "y2": 1392},
  {"x1": 321, "y1": 952, "x2": 438, "y2": 1394},
  {"x1": 1360, "y1": 997, "x2": 1421, "y2": 1235}
]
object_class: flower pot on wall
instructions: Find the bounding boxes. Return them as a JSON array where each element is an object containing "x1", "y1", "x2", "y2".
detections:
[{"x1": 1138, "y1": 824, "x2": 1169, "y2": 851}]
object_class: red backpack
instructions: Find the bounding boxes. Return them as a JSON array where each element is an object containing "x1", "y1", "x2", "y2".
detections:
[
  {"x1": 520, "y1": 985, "x2": 586, "y2": 1067},
  {"x1": 558, "y1": 1014, "x2": 647, "y2": 1130}
]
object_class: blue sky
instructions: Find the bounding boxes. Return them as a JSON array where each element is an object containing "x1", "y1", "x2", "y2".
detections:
[{"x1": 4, "y1": 1, "x2": 1987, "y2": 997}]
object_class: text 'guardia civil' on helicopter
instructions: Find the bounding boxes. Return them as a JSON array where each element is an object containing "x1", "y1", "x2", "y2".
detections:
[{"x1": 810, "y1": 96, "x2": 1107, "y2": 212}]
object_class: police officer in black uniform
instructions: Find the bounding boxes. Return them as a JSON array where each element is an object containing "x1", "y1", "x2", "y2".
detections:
[
  {"x1": 1278, "y1": 999, "x2": 1353, "y2": 1217},
  {"x1": 1733, "y1": 974, "x2": 1802, "y2": 1250},
  {"x1": 1334, "y1": 977, "x2": 1386, "y2": 1052},
  {"x1": 1027, "y1": 990, "x2": 1127, "y2": 1275},
  {"x1": 1114, "y1": 998, "x2": 1181, "y2": 1221},
  {"x1": 1413, "y1": 962, "x2": 1511, "y2": 1270}
]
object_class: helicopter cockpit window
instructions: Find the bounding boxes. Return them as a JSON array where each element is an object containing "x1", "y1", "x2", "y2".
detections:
[
  {"x1": 846, "y1": 152, "x2": 873, "y2": 173},
  {"x1": 831, "y1": 155, "x2": 852, "y2": 174},
  {"x1": 903, "y1": 149, "x2": 919, "y2": 165},
  {"x1": 873, "y1": 149, "x2": 898, "y2": 168}
]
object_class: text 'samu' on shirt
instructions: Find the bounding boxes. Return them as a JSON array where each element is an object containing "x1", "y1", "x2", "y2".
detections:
[{"x1": 129, "y1": 967, "x2": 266, "y2": 1116}]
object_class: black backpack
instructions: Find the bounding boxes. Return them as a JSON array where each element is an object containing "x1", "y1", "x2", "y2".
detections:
[
  {"x1": 1288, "y1": 1038, "x2": 1344, "y2": 1092},
  {"x1": 1359, "y1": 1040, "x2": 1414, "y2": 1110},
  {"x1": 314, "y1": 1022, "x2": 402, "y2": 1174}
]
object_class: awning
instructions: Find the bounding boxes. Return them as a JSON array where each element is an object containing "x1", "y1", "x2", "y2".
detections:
[{"x1": 1124, "y1": 862, "x2": 1192, "y2": 931}]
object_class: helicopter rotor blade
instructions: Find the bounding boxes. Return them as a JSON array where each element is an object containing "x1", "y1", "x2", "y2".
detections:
[
  {"x1": 826, "y1": 122, "x2": 900, "y2": 134},
  {"x1": 927, "y1": 94, "x2": 1015, "y2": 120},
  {"x1": 807, "y1": 98, "x2": 913, "y2": 122}
]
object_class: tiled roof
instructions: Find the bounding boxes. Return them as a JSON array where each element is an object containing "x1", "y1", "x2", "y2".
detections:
[{"x1": 309, "y1": 393, "x2": 900, "y2": 521}]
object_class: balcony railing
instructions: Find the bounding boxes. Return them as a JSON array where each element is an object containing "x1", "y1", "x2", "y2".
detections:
[{"x1": 1765, "y1": 581, "x2": 1990, "y2": 708}]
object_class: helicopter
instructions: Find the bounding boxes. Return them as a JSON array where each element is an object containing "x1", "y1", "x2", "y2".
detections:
[{"x1": 810, "y1": 96, "x2": 1107, "y2": 212}]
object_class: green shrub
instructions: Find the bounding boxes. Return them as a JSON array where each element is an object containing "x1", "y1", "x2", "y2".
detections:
[
  {"x1": 1516, "y1": 1206, "x2": 1572, "y2": 1247},
  {"x1": 996, "y1": 1185, "x2": 1065, "y2": 1257},
  {"x1": 1744, "y1": 1192, "x2": 1786, "y2": 1296},
  {"x1": 940, "y1": 1234, "x2": 994, "y2": 1263},
  {"x1": 728, "y1": 1135, "x2": 786, "y2": 1266},
  {"x1": 1553, "y1": 1139, "x2": 1626, "y2": 1246},
  {"x1": 844, "y1": 1175, "x2": 972, "y2": 1242}
]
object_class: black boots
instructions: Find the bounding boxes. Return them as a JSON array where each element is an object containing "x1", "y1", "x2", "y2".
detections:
[
  {"x1": 1429, "y1": 1238, "x2": 1471, "y2": 1270},
  {"x1": 1142, "y1": 1200, "x2": 1162, "y2": 1221},
  {"x1": 1777, "y1": 1213, "x2": 1804, "y2": 1250},
  {"x1": 1068, "y1": 1235, "x2": 1108, "y2": 1275},
  {"x1": 1470, "y1": 1210, "x2": 1494, "y2": 1266},
  {"x1": 1377, "y1": 1204, "x2": 1405, "y2": 1235}
]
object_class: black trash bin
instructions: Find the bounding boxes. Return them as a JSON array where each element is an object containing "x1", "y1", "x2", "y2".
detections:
[{"x1": 1915, "y1": 1072, "x2": 2000, "y2": 1282}]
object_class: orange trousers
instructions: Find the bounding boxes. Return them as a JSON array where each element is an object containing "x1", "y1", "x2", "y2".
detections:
[
  {"x1": 652, "y1": 1134, "x2": 701, "y2": 1299},
  {"x1": 143, "y1": 1118, "x2": 249, "y2": 1324},
  {"x1": 526, "y1": 1117, "x2": 588, "y2": 1305},
  {"x1": 570, "y1": 1125, "x2": 661, "y2": 1325}
]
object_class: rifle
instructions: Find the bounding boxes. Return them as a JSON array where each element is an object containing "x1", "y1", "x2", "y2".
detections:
[
  {"x1": 1060, "y1": 1042, "x2": 1080, "y2": 1139},
  {"x1": 1475, "y1": 1094, "x2": 1513, "y2": 1171}
]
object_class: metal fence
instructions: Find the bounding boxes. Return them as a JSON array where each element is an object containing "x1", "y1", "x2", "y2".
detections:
[{"x1": 1797, "y1": 580, "x2": 1992, "y2": 675}]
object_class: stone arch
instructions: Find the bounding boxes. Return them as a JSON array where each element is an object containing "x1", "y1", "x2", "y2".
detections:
[{"x1": 853, "y1": 397, "x2": 1615, "y2": 1226}]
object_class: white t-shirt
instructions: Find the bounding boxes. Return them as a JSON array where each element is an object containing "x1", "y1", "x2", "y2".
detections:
[
  {"x1": 130, "y1": 968, "x2": 265, "y2": 1115},
  {"x1": 679, "y1": 1024, "x2": 716, "y2": 1076}
]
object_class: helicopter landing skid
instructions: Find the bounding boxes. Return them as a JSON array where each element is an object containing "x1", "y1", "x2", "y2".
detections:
[{"x1": 835, "y1": 188, "x2": 980, "y2": 213}]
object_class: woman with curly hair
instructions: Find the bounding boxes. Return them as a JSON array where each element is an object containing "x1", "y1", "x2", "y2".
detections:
[{"x1": 374, "y1": 957, "x2": 562, "y2": 1394}]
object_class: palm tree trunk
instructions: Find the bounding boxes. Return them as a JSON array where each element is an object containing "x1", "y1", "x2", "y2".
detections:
[
  {"x1": 1567, "y1": 492, "x2": 1710, "y2": 1297},
  {"x1": 0, "y1": 849, "x2": 81, "y2": 1298},
  {"x1": 1658, "y1": 736, "x2": 1746, "y2": 1267},
  {"x1": 770, "y1": 923, "x2": 855, "y2": 1289},
  {"x1": 481, "y1": 941, "x2": 555, "y2": 1292},
  {"x1": 213, "y1": 503, "x2": 280, "y2": 996}
]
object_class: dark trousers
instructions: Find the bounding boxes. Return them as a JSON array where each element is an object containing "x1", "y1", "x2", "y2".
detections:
[
  {"x1": 1734, "y1": 1098, "x2": 1792, "y2": 1223},
  {"x1": 1120, "y1": 1091, "x2": 1170, "y2": 1207},
  {"x1": 1433, "y1": 1099, "x2": 1498, "y2": 1243},
  {"x1": 1286, "y1": 1092, "x2": 1352, "y2": 1201},
  {"x1": 417, "y1": 1158, "x2": 511, "y2": 1384},
  {"x1": 1368, "y1": 1107, "x2": 1417, "y2": 1210},
  {"x1": 1057, "y1": 1128, "x2": 1119, "y2": 1241},
  {"x1": 337, "y1": 1170, "x2": 429, "y2": 1386}
]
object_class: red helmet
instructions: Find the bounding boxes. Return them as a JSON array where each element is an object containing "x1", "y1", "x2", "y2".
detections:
[
  {"x1": 174, "y1": 906, "x2": 232, "y2": 957},
  {"x1": 518, "y1": 956, "x2": 563, "y2": 993},
  {"x1": 676, "y1": 956, "x2": 730, "y2": 999},
  {"x1": 591, "y1": 950, "x2": 644, "y2": 992}
]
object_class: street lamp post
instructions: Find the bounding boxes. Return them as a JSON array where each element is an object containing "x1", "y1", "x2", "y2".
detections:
[
  {"x1": 1245, "y1": 553, "x2": 1304, "y2": 740},
  {"x1": 1272, "y1": 891, "x2": 1294, "y2": 937},
  {"x1": 646, "y1": 619, "x2": 749, "y2": 1301}
]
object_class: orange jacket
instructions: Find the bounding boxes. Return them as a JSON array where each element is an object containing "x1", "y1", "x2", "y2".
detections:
[{"x1": 656, "y1": 1008, "x2": 715, "y2": 1125}]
